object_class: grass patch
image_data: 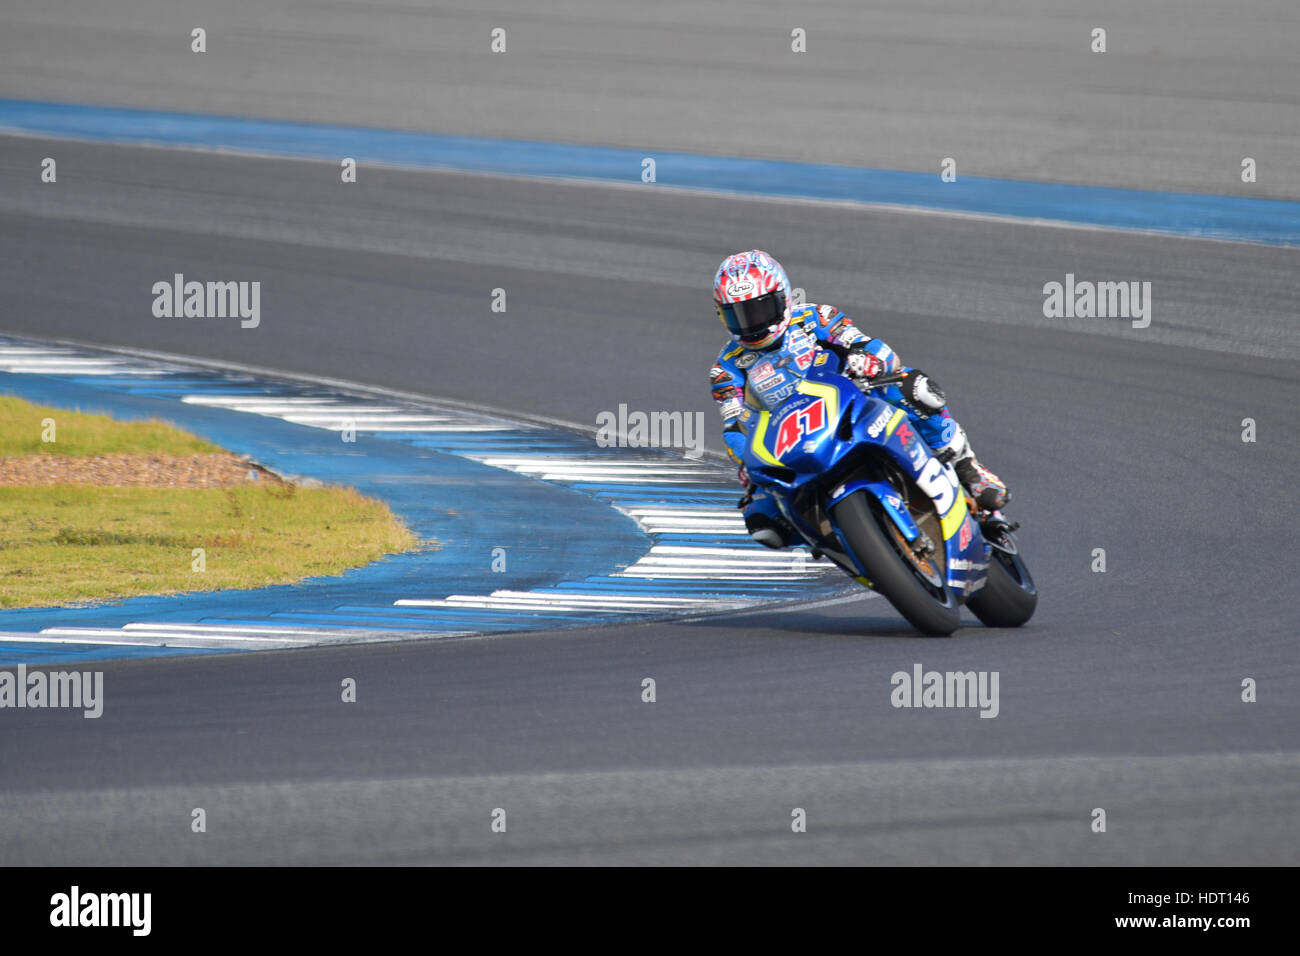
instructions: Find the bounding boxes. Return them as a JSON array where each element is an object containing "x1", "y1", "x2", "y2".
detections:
[
  {"x1": 0, "y1": 395, "x2": 220, "y2": 457},
  {"x1": 1, "y1": 393, "x2": 421, "y2": 608},
  {"x1": 0, "y1": 483, "x2": 419, "y2": 608}
]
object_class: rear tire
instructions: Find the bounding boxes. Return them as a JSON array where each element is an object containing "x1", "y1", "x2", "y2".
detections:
[
  {"x1": 966, "y1": 545, "x2": 1037, "y2": 628},
  {"x1": 831, "y1": 491, "x2": 961, "y2": 636}
]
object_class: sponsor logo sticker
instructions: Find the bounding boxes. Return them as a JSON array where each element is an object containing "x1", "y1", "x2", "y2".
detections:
[
  {"x1": 867, "y1": 407, "x2": 893, "y2": 438},
  {"x1": 958, "y1": 516, "x2": 973, "y2": 550}
]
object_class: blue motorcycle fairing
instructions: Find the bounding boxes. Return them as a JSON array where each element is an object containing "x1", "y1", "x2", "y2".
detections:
[
  {"x1": 826, "y1": 478, "x2": 921, "y2": 542},
  {"x1": 739, "y1": 368, "x2": 990, "y2": 596}
]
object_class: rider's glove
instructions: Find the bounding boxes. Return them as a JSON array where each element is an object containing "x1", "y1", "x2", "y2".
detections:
[
  {"x1": 737, "y1": 464, "x2": 750, "y2": 487},
  {"x1": 844, "y1": 350, "x2": 885, "y2": 380}
]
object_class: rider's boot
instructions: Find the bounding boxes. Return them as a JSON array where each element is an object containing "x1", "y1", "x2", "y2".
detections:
[
  {"x1": 954, "y1": 454, "x2": 1009, "y2": 511},
  {"x1": 933, "y1": 421, "x2": 1010, "y2": 511}
]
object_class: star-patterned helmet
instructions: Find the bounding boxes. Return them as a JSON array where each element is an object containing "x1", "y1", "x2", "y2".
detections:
[{"x1": 712, "y1": 250, "x2": 792, "y2": 349}]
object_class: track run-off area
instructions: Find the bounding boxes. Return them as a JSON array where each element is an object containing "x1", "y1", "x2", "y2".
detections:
[{"x1": 0, "y1": 336, "x2": 846, "y2": 664}]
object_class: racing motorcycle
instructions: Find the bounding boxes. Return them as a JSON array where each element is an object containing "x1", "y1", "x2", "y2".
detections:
[{"x1": 738, "y1": 359, "x2": 1037, "y2": 636}]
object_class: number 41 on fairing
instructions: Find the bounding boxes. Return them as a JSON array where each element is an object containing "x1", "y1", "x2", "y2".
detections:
[{"x1": 774, "y1": 398, "x2": 827, "y2": 458}]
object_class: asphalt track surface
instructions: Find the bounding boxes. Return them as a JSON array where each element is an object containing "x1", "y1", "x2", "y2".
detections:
[
  {"x1": 1, "y1": 135, "x2": 1296, "y2": 864},
  {"x1": 2, "y1": 0, "x2": 1299, "y2": 199},
  {"x1": 1, "y1": 3, "x2": 1299, "y2": 865}
]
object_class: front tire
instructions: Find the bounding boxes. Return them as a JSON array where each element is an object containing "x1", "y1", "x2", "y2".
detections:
[{"x1": 831, "y1": 491, "x2": 961, "y2": 636}]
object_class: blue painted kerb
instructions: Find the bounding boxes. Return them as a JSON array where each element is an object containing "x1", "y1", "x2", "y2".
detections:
[{"x1": 2, "y1": 98, "x2": 1298, "y2": 246}]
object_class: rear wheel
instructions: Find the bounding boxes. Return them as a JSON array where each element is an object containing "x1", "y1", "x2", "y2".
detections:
[
  {"x1": 966, "y1": 535, "x2": 1037, "y2": 628},
  {"x1": 831, "y1": 490, "x2": 961, "y2": 636}
]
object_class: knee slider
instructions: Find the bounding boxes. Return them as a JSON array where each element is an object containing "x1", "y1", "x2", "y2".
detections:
[{"x1": 745, "y1": 513, "x2": 791, "y2": 549}]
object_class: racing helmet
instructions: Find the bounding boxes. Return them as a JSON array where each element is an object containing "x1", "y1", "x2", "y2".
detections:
[{"x1": 713, "y1": 250, "x2": 792, "y2": 349}]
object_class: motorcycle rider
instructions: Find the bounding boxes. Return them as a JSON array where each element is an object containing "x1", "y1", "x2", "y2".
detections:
[{"x1": 709, "y1": 249, "x2": 1009, "y2": 549}]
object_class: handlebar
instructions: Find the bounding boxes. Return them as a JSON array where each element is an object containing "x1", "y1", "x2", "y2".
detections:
[{"x1": 857, "y1": 370, "x2": 908, "y2": 391}]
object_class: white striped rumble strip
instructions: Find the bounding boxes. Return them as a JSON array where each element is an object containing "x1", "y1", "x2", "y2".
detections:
[
  {"x1": 172, "y1": 383, "x2": 838, "y2": 583},
  {"x1": 0, "y1": 338, "x2": 848, "y2": 652},
  {"x1": 395, "y1": 590, "x2": 748, "y2": 613},
  {"x1": 0, "y1": 348, "x2": 175, "y2": 376},
  {"x1": 182, "y1": 394, "x2": 514, "y2": 432},
  {"x1": 0, "y1": 624, "x2": 439, "y2": 651}
]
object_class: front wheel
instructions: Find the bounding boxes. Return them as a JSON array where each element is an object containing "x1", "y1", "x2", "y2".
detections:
[{"x1": 831, "y1": 490, "x2": 961, "y2": 636}]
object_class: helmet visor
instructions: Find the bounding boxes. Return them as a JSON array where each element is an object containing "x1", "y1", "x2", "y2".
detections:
[{"x1": 721, "y1": 290, "x2": 786, "y2": 341}]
